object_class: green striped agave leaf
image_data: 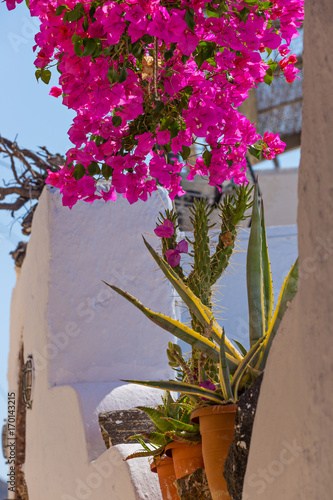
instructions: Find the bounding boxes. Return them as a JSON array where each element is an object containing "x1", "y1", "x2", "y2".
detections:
[
  {"x1": 230, "y1": 336, "x2": 265, "y2": 400},
  {"x1": 255, "y1": 258, "x2": 298, "y2": 372},
  {"x1": 122, "y1": 379, "x2": 226, "y2": 404},
  {"x1": 247, "y1": 184, "x2": 265, "y2": 348},
  {"x1": 261, "y1": 201, "x2": 274, "y2": 329},
  {"x1": 219, "y1": 329, "x2": 234, "y2": 401},
  {"x1": 142, "y1": 237, "x2": 243, "y2": 362},
  {"x1": 104, "y1": 282, "x2": 231, "y2": 365}
]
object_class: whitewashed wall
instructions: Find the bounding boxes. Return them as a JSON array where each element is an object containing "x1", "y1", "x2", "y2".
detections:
[{"x1": 7, "y1": 186, "x2": 179, "y2": 500}]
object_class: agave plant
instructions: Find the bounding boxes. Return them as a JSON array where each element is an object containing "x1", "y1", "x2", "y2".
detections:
[
  {"x1": 104, "y1": 184, "x2": 298, "y2": 405},
  {"x1": 125, "y1": 391, "x2": 201, "y2": 461}
]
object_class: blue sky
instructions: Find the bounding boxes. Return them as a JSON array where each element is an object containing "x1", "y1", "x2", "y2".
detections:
[{"x1": 0, "y1": 2, "x2": 301, "y2": 483}]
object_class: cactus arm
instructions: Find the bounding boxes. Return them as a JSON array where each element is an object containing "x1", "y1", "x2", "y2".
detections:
[
  {"x1": 104, "y1": 282, "x2": 234, "y2": 365},
  {"x1": 261, "y1": 201, "x2": 274, "y2": 329},
  {"x1": 142, "y1": 238, "x2": 243, "y2": 362},
  {"x1": 157, "y1": 209, "x2": 186, "y2": 281},
  {"x1": 247, "y1": 184, "x2": 265, "y2": 347},
  {"x1": 122, "y1": 379, "x2": 226, "y2": 404},
  {"x1": 210, "y1": 185, "x2": 253, "y2": 286},
  {"x1": 187, "y1": 199, "x2": 213, "y2": 310},
  {"x1": 255, "y1": 258, "x2": 299, "y2": 372}
]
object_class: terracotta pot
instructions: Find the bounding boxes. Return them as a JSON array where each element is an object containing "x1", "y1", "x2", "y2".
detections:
[
  {"x1": 150, "y1": 456, "x2": 179, "y2": 499},
  {"x1": 191, "y1": 404, "x2": 237, "y2": 500},
  {"x1": 165, "y1": 441, "x2": 204, "y2": 479}
]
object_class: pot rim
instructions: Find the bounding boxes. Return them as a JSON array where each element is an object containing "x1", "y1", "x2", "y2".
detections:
[
  {"x1": 150, "y1": 455, "x2": 174, "y2": 473},
  {"x1": 165, "y1": 440, "x2": 202, "y2": 458},
  {"x1": 191, "y1": 403, "x2": 238, "y2": 424}
]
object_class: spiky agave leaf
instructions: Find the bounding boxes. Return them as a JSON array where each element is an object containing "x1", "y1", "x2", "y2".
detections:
[
  {"x1": 230, "y1": 336, "x2": 266, "y2": 400},
  {"x1": 164, "y1": 431, "x2": 202, "y2": 444},
  {"x1": 122, "y1": 379, "x2": 226, "y2": 404},
  {"x1": 104, "y1": 282, "x2": 227, "y2": 365},
  {"x1": 124, "y1": 445, "x2": 166, "y2": 461},
  {"x1": 141, "y1": 238, "x2": 243, "y2": 363},
  {"x1": 247, "y1": 184, "x2": 265, "y2": 348},
  {"x1": 162, "y1": 417, "x2": 199, "y2": 433},
  {"x1": 261, "y1": 201, "x2": 274, "y2": 329},
  {"x1": 255, "y1": 258, "x2": 298, "y2": 372},
  {"x1": 219, "y1": 329, "x2": 234, "y2": 401},
  {"x1": 136, "y1": 406, "x2": 175, "y2": 433}
]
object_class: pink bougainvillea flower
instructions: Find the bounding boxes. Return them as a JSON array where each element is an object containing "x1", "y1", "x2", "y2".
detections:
[
  {"x1": 154, "y1": 219, "x2": 174, "y2": 238},
  {"x1": 156, "y1": 129, "x2": 171, "y2": 145},
  {"x1": 49, "y1": 87, "x2": 62, "y2": 98},
  {"x1": 262, "y1": 132, "x2": 286, "y2": 160},
  {"x1": 165, "y1": 239, "x2": 188, "y2": 267}
]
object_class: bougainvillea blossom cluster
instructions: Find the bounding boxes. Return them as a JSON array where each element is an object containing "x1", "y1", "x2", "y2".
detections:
[{"x1": 6, "y1": 0, "x2": 304, "y2": 208}]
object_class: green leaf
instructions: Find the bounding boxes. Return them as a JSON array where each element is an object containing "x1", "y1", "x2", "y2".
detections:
[
  {"x1": 219, "y1": 329, "x2": 234, "y2": 401},
  {"x1": 162, "y1": 417, "x2": 199, "y2": 433},
  {"x1": 141, "y1": 238, "x2": 243, "y2": 365},
  {"x1": 118, "y1": 66, "x2": 128, "y2": 84},
  {"x1": 261, "y1": 201, "x2": 273, "y2": 329},
  {"x1": 73, "y1": 163, "x2": 85, "y2": 181},
  {"x1": 40, "y1": 69, "x2": 51, "y2": 85},
  {"x1": 87, "y1": 162, "x2": 100, "y2": 176},
  {"x1": 248, "y1": 145, "x2": 261, "y2": 159},
  {"x1": 202, "y1": 150, "x2": 212, "y2": 167},
  {"x1": 185, "y1": 9, "x2": 195, "y2": 31},
  {"x1": 74, "y1": 40, "x2": 84, "y2": 57},
  {"x1": 164, "y1": 50, "x2": 174, "y2": 62},
  {"x1": 35, "y1": 69, "x2": 41, "y2": 82},
  {"x1": 137, "y1": 407, "x2": 175, "y2": 433},
  {"x1": 264, "y1": 73, "x2": 274, "y2": 85},
  {"x1": 82, "y1": 15, "x2": 89, "y2": 32},
  {"x1": 101, "y1": 163, "x2": 113, "y2": 180},
  {"x1": 247, "y1": 184, "x2": 265, "y2": 348},
  {"x1": 112, "y1": 115, "x2": 122, "y2": 127},
  {"x1": 256, "y1": 258, "x2": 298, "y2": 372},
  {"x1": 124, "y1": 446, "x2": 165, "y2": 460},
  {"x1": 233, "y1": 340, "x2": 247, "y2": 357},
  {"x1": 123, "y1": 379, "x2": 226, "y2": 404},
  {"x1": 82, "y1": 38, "x2": 97, "y2": 57},
  {"x1": 154, "y1": 100, "x2": 165, "y2": 114},
  {"x1": 107, "y1": 67, "x2": 119, "y2": 84},
  {"x1": 238, "y1": 7, "x2": 250, "y2": 23},
  {"x1": 55, "y1": 5, "x2": 69, "y2": 16},
  {"x1": 181, "y1": 146, "x2": 191, "y2": 161},
  {"x1": 230, "y1": 336, "x2": 266, "y2": 400}
]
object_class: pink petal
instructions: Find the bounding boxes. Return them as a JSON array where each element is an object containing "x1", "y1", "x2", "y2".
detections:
[
  {"x1": 154, "y1": 219, "x2": 174, "y2": 238},
  {"x1": 176, "y1": 239, "x2": 188, "y2": 254},
  {"x1": 165, "y1": 249, "x2": 180, "y2": 267}
]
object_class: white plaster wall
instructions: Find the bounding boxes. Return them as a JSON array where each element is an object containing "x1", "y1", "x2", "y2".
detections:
[
  {"x1": 256, "y1": 168, "x2": 298, "y2": 227},
  {"x1": 8, "y1": 187, "x2": 180, "y2": 499},
  {"x1": 243, "y1": 2, "x2": 333, "y2": 498}
]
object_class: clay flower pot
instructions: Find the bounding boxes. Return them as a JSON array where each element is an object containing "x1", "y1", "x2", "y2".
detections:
[
  {"x1": 150, "y1": 456, "x2": 179, "y2": 500},
  {"x1": 165, "y1": 441, "x2": 204, "y2": 479},
  {"x1": 191, "y1": 404, "x2": 237, "y2": 500}
]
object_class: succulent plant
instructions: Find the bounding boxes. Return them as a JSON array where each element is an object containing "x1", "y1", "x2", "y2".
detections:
[
  {"x1": 125, "y1": 391, "x2": 201, "y2": 461},
  {"x1": 105, "y1": 184, "x2": 298, "y2": 405}
]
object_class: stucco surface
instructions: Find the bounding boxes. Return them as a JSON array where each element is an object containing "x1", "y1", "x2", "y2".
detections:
[
  {"x1": 243, "y1": 2, "x2": 333, "y2": 498},
  {"x1": 8, "y1": 187, "x2": 176, "y2": 499}
]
